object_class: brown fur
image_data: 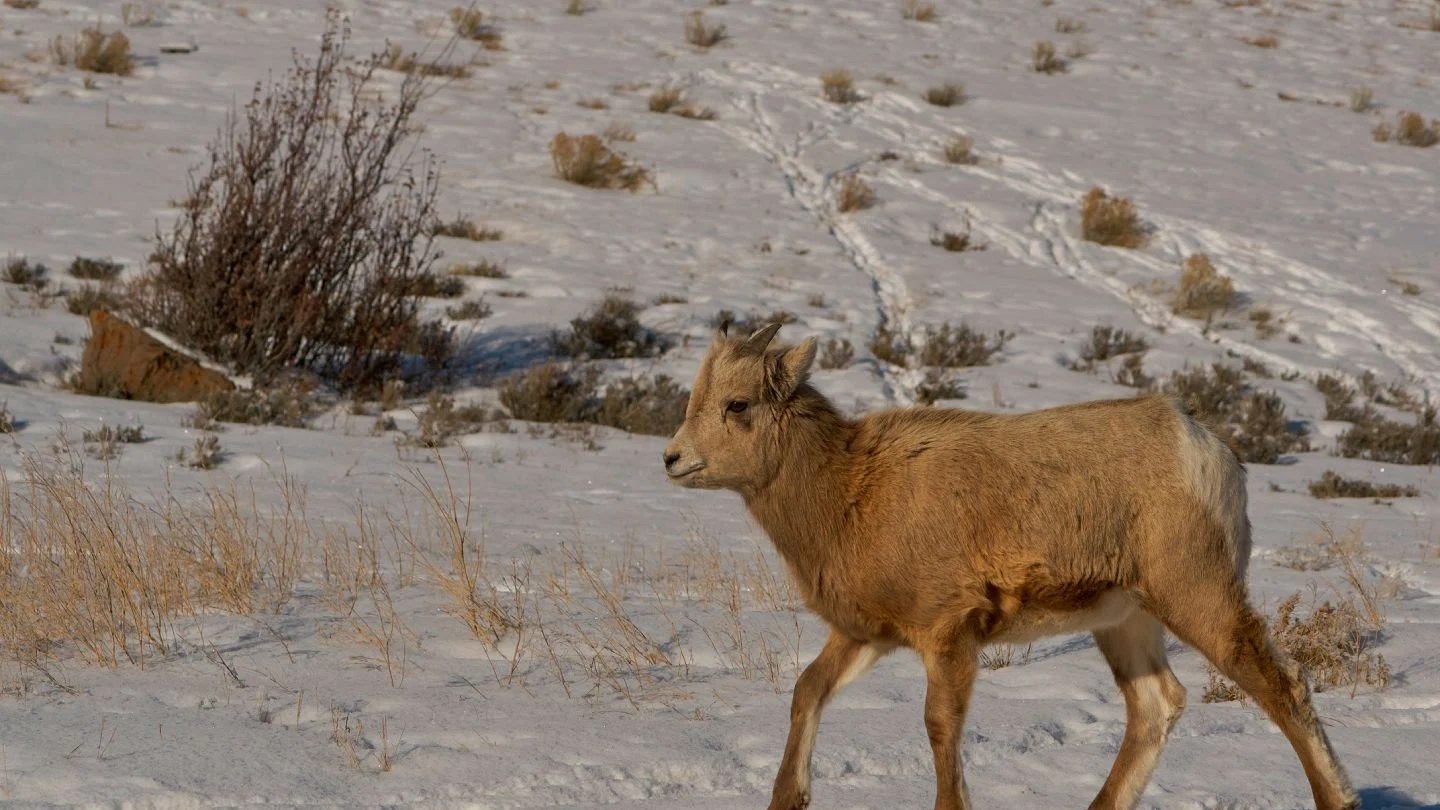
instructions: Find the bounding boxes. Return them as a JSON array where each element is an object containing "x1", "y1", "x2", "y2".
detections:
[{"x1": 664, "y1": 325, "x2": 1357, "y2": 810}]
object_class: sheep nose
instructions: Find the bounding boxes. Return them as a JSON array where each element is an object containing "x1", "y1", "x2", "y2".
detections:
[{"x1": 663, "y1": 451, "x2": 681, "y2": 468}]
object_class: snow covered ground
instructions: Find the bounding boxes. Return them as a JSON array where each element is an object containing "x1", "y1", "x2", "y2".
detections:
[{"x1": 1, "y1": 0, "x2": 1439, "y2": 807}]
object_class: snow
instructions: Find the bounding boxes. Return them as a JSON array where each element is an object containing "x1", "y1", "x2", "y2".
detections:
[{"x1": 2, "y1": 0, "x2": 1439, "y2": 807}]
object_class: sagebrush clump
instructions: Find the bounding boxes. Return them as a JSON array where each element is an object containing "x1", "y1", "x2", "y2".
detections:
[
  {"x1": 52, "y1": 29, "x2": 134, "y2": 76},
  {"x1": 550, "y1": 132, "x2": 649, "y2": 191},
  {"x1": 139, "y1": 18, "x2": 451, "y2": 390},
  {"x1": 819, "y1": 70, "x2": 861, "y2": 104},
  {"x1": 551, "y1": 294, "x2": 663, "y2": 359},
  {"x1": 1308, "y1": 471, "x2": 1418, "y2": 500},
  {"x1": 1071, "y1": 325, "x2": 1147, "y2": 372},
  {"x1": 1172, "y1": 254, "x2": 1237, "y2": 319},
  {"x1": 1080, "y1": 187, "x2": 1146, "y2": 248},
  {"x1": 1162, "y1": 364, "x2": 1309, "y2": 464}
]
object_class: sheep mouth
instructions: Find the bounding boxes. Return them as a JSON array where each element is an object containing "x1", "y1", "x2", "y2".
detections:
[{"x1": 666, "y1": 463, "x2": 706, "y2": 481}]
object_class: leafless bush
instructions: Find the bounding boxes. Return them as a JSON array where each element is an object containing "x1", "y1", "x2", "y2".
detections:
[
  {"x1": 551, "y1": 294, "x2": 663, "y2": 359},
  {"x1": 919, "y1": 322, "x2": 1008, "y2": 368},
  {"x1": 193, "y1": 385, "x2": 318, "y2": 429},
  {"x1": 1071, "y1": 325, "x2": 1147, "y2": 372},
  {"x1": 684, "y1": 11, "x2": 727, "y2": 48},
  {"x1": 3, "y1": 0, "x2": 41, "y2": 8},
  {"x1": 870, "y1": 323, "x2": 911, "y2": 367},
  {"x1": 550, "y1": 132, "x2": 649, "y2": 191},
  {"x1": 51, "y1": 29, "x2": 134, "y2": 75},
  {"x1": 1349, "y1": 86, "x2": 1373, "y2": 113},
  {"x1": 0, "y1": 403, "x2": 14, "y2": 434},
  {"x1": 431, "y1": 217, "x2": 502, "y2": 241},
  {"x1": 819, "y1": 69, "x2": 861, "y2": 104},
  {"x1": 499, "y1": 363, "x2": 599, "y2": 423},
  {"x1": 901, "y1": 0, "x2": 937, "y2": 21},
  {"x1": 139, "y1": 18, "x2": 450, "y2": 390},
  {"x1": 930, "y1": 219, "x2": 984, "y2": 252},
  {"x1": 942, "y1": 134, "x2": 975, "y2": 164},
  {"x1": 1336, "y1": 407, "x2": 1440, "y2": 465},
  {"x1": 1162, "y1": 364, "x2": 1309, "y2": 464},
  {"x1": 924, "y1": 82, "x2": 966, "y2": 107},
  {"x1": 68, "y1": 257, "x2": 123, "y2": 281},
  {"x1": 450, "y1": 7, "x2": 503, "y2": 49},
  {"x1": 915, "y1": 369, "x2": 965, "y2": 405},
  {"x1": 1080, "y1": 187, "x2": 1146, "y2": 247},
  {"x1": 1055, "y1": 17, "x2": 1086, "y2": 33},
  {"x1": 445, "y1": 298, "x2": 492, "y2": 321},
  {"x1": 1031, "y1": 40, "x2": 1066, "y2": 73},
  {"x1": 449, "y1": 259, "x2": 507, "y2": 278},
  {"x1": 65, "y1": 284, "x2": 123, "y2": 316},
  {"x1": 818, "y1": 337, "x2": 854, "y2": 369},
  {"x1": 593, "y1": 375, "x2": 689, "y2": 436},
  {"x1": 1309, "y1": 471, "x2": 1418, "y2": 500},
  {"x1": 3, "y1": 257, "x2": 47, "y2": 289},
  {"x1": 1114, "y1": 354, "x2": 1151, "y2": 388},
  {"x1": 648, "y1": 86, "x2": 684, "y2": 113},
  {"x1": 1205, "y1": 591, "x2": 1387, "y2": 702},
  {"x1": 1172, "y1": 254, "x2": 1237, "y2": 319},
  {"x1": 379, "y1": 44, "x2": 472, "y2": 78},
  {"x1": 179, "y1": 434, "x2": 225, "y2": 469},
  {"x1": 834, "y1": 174, "x2": 875, "y2": 213},
  {"x1": 1243, "y1": 34, "x2": 1279, "y2": 48}
]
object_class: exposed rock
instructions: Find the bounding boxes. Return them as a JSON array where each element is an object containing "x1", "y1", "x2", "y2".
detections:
[{"x1": 78, "y1": 311, "x2": 233, "y2": 402}]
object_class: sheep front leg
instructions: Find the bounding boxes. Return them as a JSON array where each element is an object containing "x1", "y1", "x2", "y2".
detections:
[
  {"x1": 922, "y1": 641, "x2": 979, "y2": 810},
  {"x1": 769, "y1": 630, "x2": 889, "y2": 810}
]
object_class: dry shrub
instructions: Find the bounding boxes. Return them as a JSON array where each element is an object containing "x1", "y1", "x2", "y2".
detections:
[
  {"x1": 870, "y1": 323, "x2": 911, "y2": 366},
  {"x1": 920, "y1": 322, "x2": 1008, "y2": 368},
  {"x1": 64, "y1": 283, "x2": 123, "y2": 316},
  {"x1": 1055, "y1": 17, "x2": 1086, "y2": 33},
  {"x1": 819, "y1": 69, "x2": 861, "y2": 104},
  {"x1": 52, "y1": 29, "x2": 134, "y2": 76},
  {"x1": 1243, "y1": 34, "x2": 1279, "y2": 48},
  {"x1": 1114, "y1": 354, "x2": 1151, "y2": 388},
  {"x1": 901, "y1": 0, "x2": 937, "y2": 21},
  {"x1": 930, "y1": 218, "x2": 983, "y2": 252},
  {"x1": 684, "y1": 11, "x2": 727, "y2": 48},
  {"x1": 1336, "y1": 407, "x2": 1440, "y2": 465},
  {"x1": 818, "y1": 337, "x2": 854, "y2": 369},
  {"x1": 565, "y1": 0, "x2": 588, "y2": 15},
  {"x1": 1315, "y1": 373, "x2": 1365, "y2": 422},
  {"x1": 943, "y1": 134, "x2": 975, "y2": 165},
  {"x1": 549, "y1": 132, "x2": 649, "y2": 191},
  {"x1": 396, "y1": 271, "x2": 465, "y2": 299},
  {"x1": 403, "y1": 393, "x2": 492, "y2": 448},
  {"x1": 1080, "y1": 187, "x2": 1146, "y2": 248},
  {"x1": 648, "y1": 86, "x2": 684, "y2": 113},
  {"x1": 3, "y1": 257, "x2": 47, "y2": 289},
  {"x1": 593, "y1": 375, "x2": 689, "y2": 436},
  {"x1": 379, "y1": 45, "x2": 472, "y2": 78},
  {"x1": 603, "y1": 121, "x2": 636, "y2": 142},
  {"x1": 1172, "y1": 254, "x2": 1237, "y2": 319},
  {"x1": 449, "y1": 259, "x2": 507, "y2": 278},
  {"x1": 1162, "y1": 364, "x2": 1309, "y2": 464},
  {"x1": 68, "y1": 257, "x2": 123, "y2": 281},
  {"x1": 445, "y1": 298, "x2": 492, "y2": 321},
  {"x1": 0, "y1": 459, "x2": 304, "y2": 673},
  {"x1": 834, "y1": 174, "x2": 875, "y2": 213},
  {"x1": 674, "y1": 104, "x2": 717, "y2": 121},
  {"x1": 1349, "y1": 86, "x2": 1373, "y2": 113},
  {"x1": 1204, "y1": 592, "x2": 1387, "y2": 702},
  {"x1": 1032, "y1": 40, "x2": 1066, "y2": 73},
  {"x1": 179, "y1": 434, "x2": 224, "y2": 469},
  {"x1": 1391, "y1": 112, "x2": 1439, "y2": 147},
  {"x1": 140, "y1": 18, "x2": 450, "y2": 390},
  {"x1": 3, "y1": 0, "x2": 41, "y2": 8},
  {"x1": 193, "y1": 384, "x2": 318, "y2": 429},
  {"x1": 1071, "y1": 325, "x2": 1147, "y2": 372},
  {"x1": 1308, "y1": 471, "x2": 1418, "y2": 500},
  {"x1": 915, "y1": 369, "x2": 965, "y2": 405},
  {"x1": 499, "y1": 362, "x2": 598, "y2": 423},
  {"x1": 551, "y1": 294, "x2": 663, "y2": 359},
  {"x1": 450, "y1": 7, "x2": 503, "y2": 49},
  {"x1": 431, "y1": 217, "x2": 501, "y2": 241},
  {"x1": 924, "y1": 82, "x2": 966, "y2": 107}
]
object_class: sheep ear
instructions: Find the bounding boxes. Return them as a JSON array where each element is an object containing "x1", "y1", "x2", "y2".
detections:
[
  {"x1": 741, "y1": 322, "x2": 783, "y2": 355},
  {"x1": 765, "y1": 337, "x2": 817, "y2": 401}
]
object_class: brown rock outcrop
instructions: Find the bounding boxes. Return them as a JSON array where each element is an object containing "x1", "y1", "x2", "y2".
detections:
[{"x1": 78, "y1": 311, "x2": 234, "y2": 402}]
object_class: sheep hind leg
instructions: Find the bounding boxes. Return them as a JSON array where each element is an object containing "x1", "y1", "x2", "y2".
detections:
[
  {"x1": 1153, "y1": 583, "x2": 1358, "y2": 810},
  {"x1": 1088, "y1": 610, "x2": 1186, "y2": 810}
]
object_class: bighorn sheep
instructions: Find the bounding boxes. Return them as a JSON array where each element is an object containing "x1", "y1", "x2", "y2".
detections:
[{"x1": 662, "y1": 324, "x2": 1356, "y2": 810}]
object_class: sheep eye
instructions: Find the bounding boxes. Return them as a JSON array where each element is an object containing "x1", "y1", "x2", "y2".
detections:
[{"x1": 726, "y1": 400, "x2": 749, "y2": 414}]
